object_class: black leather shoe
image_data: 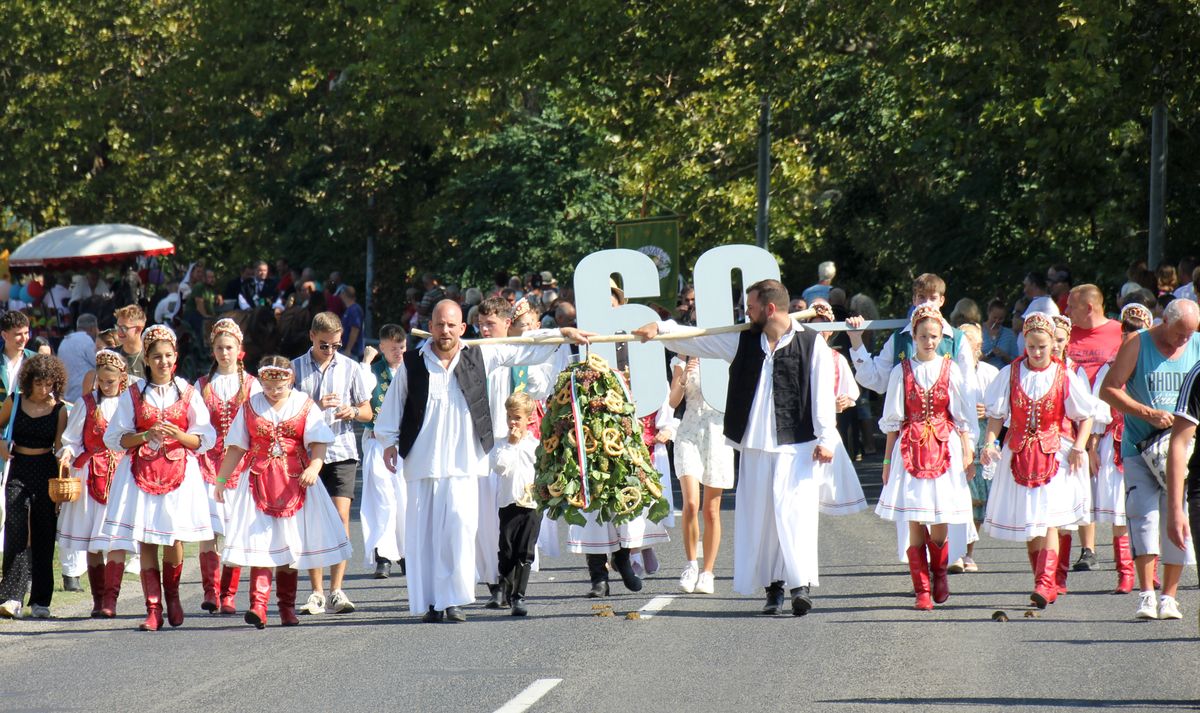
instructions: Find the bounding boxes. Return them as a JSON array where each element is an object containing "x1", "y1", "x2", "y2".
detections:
[
  {"x1": 421, "y1": 606, "x2": 443, "y2": 623},
  {"x1": 791, "y1": 586, "x2": 813, "y2": 616},
  {"x1": 373, "y1": 561, "x2": 391, "y2": 579},
  {"x1": 444, "y1": 606, "x2": 466, "y2": 622},
  {"x1": 510, "y1": 596, "x2": 528, "y2": 617},
  {"x1": 762, "y1": 581, "x2": 785, "y2": 615},
  {"x1": 62, "y1": 575, "x2": 83, "y2": 593},
  {"x1": 484, "y1": 583, "x2": 503, "y2": 609},
  {"x1": 611, "y1": 548, "x2": 643, "y2": 592},
  {"x1": 398, "y1": 558, "x2": 406, "y2": 576},
  {"x1": 586, "y1": 554, "x2": 610, "y2": 598}
]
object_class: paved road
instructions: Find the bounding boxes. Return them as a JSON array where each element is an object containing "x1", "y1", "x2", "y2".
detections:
[{"x1": 2, "y1": 459, "x2": 1197, "y2": 713}]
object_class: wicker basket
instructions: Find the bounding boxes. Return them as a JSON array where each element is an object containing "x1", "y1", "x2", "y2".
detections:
[{"x1": 48, "y1": 461, "x2": 82, "y2": 504}]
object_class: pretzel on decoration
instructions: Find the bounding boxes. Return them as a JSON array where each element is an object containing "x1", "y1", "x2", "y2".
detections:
[
  {"x1": 910, "y1": 303, "x2": 943, "y2": 329},
  {"x1": 1120, "y1": 303, "x2": 1153, "y2": 328},
  {"x1": 142, "y1": 324, "x2": 177, "y2": 352},
  {"x1": 1022, "y1": 312, "x2": 1055, "y2": 337},
  {"x1": 1052, "y1": 314, "x2": 1072, "y2": 333},
  {"x1": 258, "y1": 365, "x2": 294, "y2": 381},
  {"x1": 209, "y1": 317, "x2": 244, "y2": 344}
]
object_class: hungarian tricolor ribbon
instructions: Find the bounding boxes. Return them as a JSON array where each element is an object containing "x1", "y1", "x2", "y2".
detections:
[{"x1": 568, "y1": 370, "x2": 590, "y2": 509}]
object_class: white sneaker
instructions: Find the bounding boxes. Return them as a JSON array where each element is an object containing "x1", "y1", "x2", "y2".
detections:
[
  {"x1": 695, "y1": 572, "x2": 715, "y2": 594},
  {"x1": 30, "y1": 605, "x2": 50, "y2": 619},
  {"x1": 962, "y1": 556, "x2": 979, "y2": 573},
  {"x1": 947, "y1": 558, "x2": 965, "y2": 574},
  {"x1": 329, "y1": 589, "x2": 355, "y2": 614},
  {"x1": 299, "y1": 592, "x2": 326, "y2": 615},
  {"x1": 0, "y1": 600, "x2": 22, "y2": 619},
  {"x1": 1135, "y1": 591, "x2": 1158, "y2": 619},
  {"x1": 678, "y1": 565, "x2": 699, "y2": 593},
  {"x1": 1158, "y1": 595, "x2": 1183, "y2": 620}
]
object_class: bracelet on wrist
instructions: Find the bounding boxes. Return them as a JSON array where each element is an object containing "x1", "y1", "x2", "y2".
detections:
[
  {"x1": 881, "y1": 458, "x2": 891, "y2": 465},
  {"x1": 215, "y1": 477, "x2": 227, "y2": 484}
]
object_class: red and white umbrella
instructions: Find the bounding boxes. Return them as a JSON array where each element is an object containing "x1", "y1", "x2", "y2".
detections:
[{"x1": 9, "y1": 224, "x2": 175, "y2": 271}]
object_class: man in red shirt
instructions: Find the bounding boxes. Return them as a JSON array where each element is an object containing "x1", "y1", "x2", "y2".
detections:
[{"x1": 1066, "y1": 283, "x2": 1124, "y2": 571}]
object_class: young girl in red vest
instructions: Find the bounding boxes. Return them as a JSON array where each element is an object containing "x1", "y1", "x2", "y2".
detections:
[
  {"x1": 1049, "y1": 314, "x2": 1095, "y2": 597},
  {"x1": 194, "y1": 318, "x2": 260, "y2": 614},
  {"x1": 875, "y1": 305, "x2": 976, "y2": 610},
  {"x1": 214, "y1": 356, "x2": 352, "y2": 629},
  {"x1": 980, "y1": 313, "x2": 1096, "y2": 608},
  {"x1": 102, "y1": 325, "x2": 217, "y2": 630},
  {"x1": 56, "y1": 350, "x2": 132, "y2": 617}
]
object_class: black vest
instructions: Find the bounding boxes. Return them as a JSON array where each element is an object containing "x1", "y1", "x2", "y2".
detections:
[
  {"x1": 397, "y1": 346, "x2": 493, "y2": 458},
  {"x1": 723, "y1": 327, "x2": 817, "y2": 446}
]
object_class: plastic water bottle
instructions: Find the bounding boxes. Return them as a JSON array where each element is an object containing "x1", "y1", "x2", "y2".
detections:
[{"x1": 980, "y1": 440, "x2": 999, "y2": 480}]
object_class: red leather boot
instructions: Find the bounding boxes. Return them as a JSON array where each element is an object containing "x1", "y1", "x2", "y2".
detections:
[
  {"x1": 276, "y1": 569, "x2": 299, "y2": 627},
  {"x1": 219, "y1": 565, "x2": 241, "y2": 614},
  {"x1": 1031, "y1": 549, "x2": 1059, "y2": 609},
  {"x1": 926, "y1": 539, "x2": 950, "y2": 604},
  {"x1": 199, "y1": 551, "x2": 220, "y2": 613},
  {"x1": 1055, "y1": 532, "x2": 1072, "y2": 595},
  {"x1": 1112, "y1": 535, "x2": 1135, "y2": 594},
  {"x1": 906, "y1": 546, "x2": 933, "y2": 610},
  {"x1": 86, "y1": 564, "x2": 105, "y2": 618},
  {"x1": 99, "y1": 560, "x2": 126, "y2": 618},
  {"x1": 162, "y1": 562, "x2": 185, "y2": 627},
  {"x1": 245, "y1": 567, "x2": 273, "y2": 629},
  {"x1": 138, "y1": 569, "x2": 163, "y2": 631}
]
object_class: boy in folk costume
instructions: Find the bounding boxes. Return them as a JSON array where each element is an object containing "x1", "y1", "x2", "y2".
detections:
[
  {"x1": 376, "y1": 300, "x2": 589, "y2": 623},
  {"x1": 474, "y1": 296, "x2": 516, "y2": 607},
  {"x1": 874, "y1": 305, "x2": 976, "y2": 610},
  {"x1": 634, "y1": 279, "x2": 837, "y2": 616},
  {"x1": 56, "y1": 350, "x2": 134, "y2": 618},
  {"x1": 360, "y1": 324, "x2": 408, "y2": 579},
  {"x1": 980, "y1": 313, "x2": 1097, "y2": 609},
  {"x1": 194, "y1": 318, "x2": 260, "y2": 614},
  {"x1": 213, "y1": 357, "x2": 353, "y2": 629},
  {"x1": 489, "y1": 392, "x2": 541, "y2": 616},
  {"x1": 101, "y1": 325, "x2": 217, "y2": 630}
]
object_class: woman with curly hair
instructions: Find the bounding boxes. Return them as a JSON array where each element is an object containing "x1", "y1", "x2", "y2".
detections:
[
  {"x1": 0, "y1": 355, "x2": 70, "y2": 619},
  {"x1": 101, "y1": 325, "x2": 216, "y2": 631}
]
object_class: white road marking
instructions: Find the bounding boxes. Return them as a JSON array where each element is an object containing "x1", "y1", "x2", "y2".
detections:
[
  {"x1": 493, "y1": 678, "x2": 563, "y2": 713},
  {"x1": 637, "y1": 595, "x2": 674, "y2": 620}
]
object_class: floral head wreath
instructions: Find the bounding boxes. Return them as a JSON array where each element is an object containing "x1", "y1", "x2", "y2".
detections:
[
  {"x1": 1022, "y1": 312, "x2": 1055, "y2": 337},
  {"x1": 910, "y1": 303, "x2": 943, "y2": 330},
  {"x1": 513, "y1": 298, "x2": 534, "y2": 320},
  {"x1": 258, "y1": 365, "x2": 294, "y2": 382},
  {"x1": 807, "y1": 301, "x2": 835, "y2": 323},
  {"x1": 142, "y1": 324, "x2": 177, "y2": 352},
  {"x1": 1052, "y1": 314, "x2": 1072, "y2": 333},
  {"x1": 94, "y1": 349, "x2": 129, "y2": 392},
  {"x1": 209, "y1": 318, "x2": 244, "y2": 344},
  {"x1": 1120, "y1": 303, "x2": 1153, "y2": 328}
]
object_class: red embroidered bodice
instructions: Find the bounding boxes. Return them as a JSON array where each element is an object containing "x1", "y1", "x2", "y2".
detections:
[
  {"x1": 1006, "y1": 358, "x2": 1067, "y2": 488},
  {"x1": 899, "y1": 358, "x2": 954, "y2": 479},
  {"x1": 129, "y1": 383, "x2": 194, "y2": 495},
  {"x1": 245, "y1": 400, "x2": 312, "y2": 518},
  {"x1": 73, "y1": 393, "x2": 123, "y2": 504},
  {"x1": 196, "y1": 374, "x2": 255, "y2": 487}
]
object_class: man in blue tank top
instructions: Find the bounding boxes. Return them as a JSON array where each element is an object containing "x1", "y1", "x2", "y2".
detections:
[{"x1": 1101, "y1": 298, "x2": 1200, "y2": 621}]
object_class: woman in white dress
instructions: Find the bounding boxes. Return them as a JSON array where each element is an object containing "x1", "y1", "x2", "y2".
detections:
[
  {"x1": 101, "y1": 325, "x2": 217, "y2": 631},
  {"x1": 980, "y1": 313, "x2": 1096, "y2": 609},
  {"x1": 875, "y1": 305, "x2": 975, "y2": 610},
  {"x1": 193, "y1": 318, "x2": 260, "y2": 614},
  {"x1": 56, "y1": 351, "x2": 133, "y2": 617},
  {"x1": 214, "y1": 356, "x2": 352, "y2": 629},
  {"x1": 669, "y1": 353, "x2": 736, "y2": 595}
]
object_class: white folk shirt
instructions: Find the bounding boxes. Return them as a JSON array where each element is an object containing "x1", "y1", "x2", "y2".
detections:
[
  {"x1": 490, "y1": 435, "x2": 538, "y2": 509},
  {"x1": 654, "y1": 319, "x2": 838, "y2": 453},
  {"x1": 224, "y1": 391, "x2": 335, "y2": 453},
  {"x1": 877, "y1": 357, "x2": 975, "y2": 436},
  {"x1": 59, "y1": 392, "x2": 121, "y2": 461},
  {"x1": 374, "y1": 331, "x2": 564, "y2": 480},
  {"x1": 983, "y1": 361, "x2": 1097, "y2": 428},
  {"x1": 103, "y1": 376, "x2": 217, "y2": 454},
  {"x1": 201, "y1": 371, "x2": 264, "y2": 402}
]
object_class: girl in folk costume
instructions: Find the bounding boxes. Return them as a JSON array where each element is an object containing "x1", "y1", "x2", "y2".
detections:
[
  {"x1": 980, "y1": 313, "x2": 1096, "y2": 609},
  {"x1": 214, "y1": 357, "x2": 352, "y2": 629},
  {"x1": 631, "y1": 394, "x2": 678, "y2": 578},
  {"x1": 806, "y1": 301, "x2": 868, "y2": 518},
  {"x1": 194, "y1": 318, "x2": 260, "y2": 614},
  {"x1": 1047, "y1": 314, "x2": 1095, "y2": 597},
  {"x1": 1088, "y1": 303, "x2": 1152, "y2": 593},
  {"x1": 360, "y1": 324, "x2": 407, "y2": 579},
  {"x1": 56, "y1": 351, "x2": 134, "y2": 617},
  {"x1": 954, "y1": 324, "x2": 1000, "y2": 573},
  {"x1": 875, "y1": 305, "x2": 976, "y2": 610},
  {"x1": 101, "y1": 325, "x2": 217, "y2": 631}
]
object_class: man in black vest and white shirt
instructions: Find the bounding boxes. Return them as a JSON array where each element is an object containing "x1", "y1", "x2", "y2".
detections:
[
  {"x1": 634, "y1": 279, "x2": 836, "y2": 616},
  {"x1": 376, "y1": 300, "x2": 590, "y2": 622}
]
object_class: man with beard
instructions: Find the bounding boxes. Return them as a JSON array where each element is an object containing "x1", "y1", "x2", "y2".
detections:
[
  {"x1": 375, "y1": 300, "x2": 589, "y2": 622},
  {"x1": 634, "y1": 279, "x2": 837, "y2": 616}
]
